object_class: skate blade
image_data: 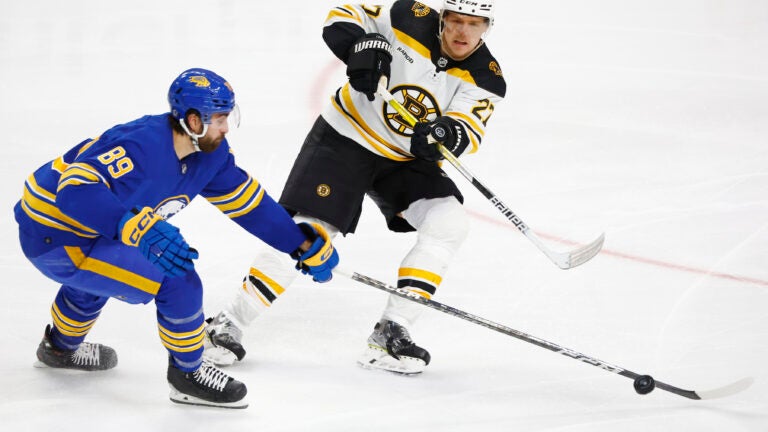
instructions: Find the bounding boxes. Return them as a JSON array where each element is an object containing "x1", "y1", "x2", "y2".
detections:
[
  {"x1": 357, "y1": 345, "x2": 426, "y2": 376},
  {"x1": 169, "y1": 387, "x2": 248, "y2": 409},
  {"x1": 33, "y1": 361, "x2": 50, "y2": 368}
]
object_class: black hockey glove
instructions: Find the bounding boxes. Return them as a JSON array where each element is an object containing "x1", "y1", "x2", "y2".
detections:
[
  {"x1": 410, "y1": 116, "x2": 469, "y2": 161},
  {"x1": 346, "y1": 33, "x2": 392, "y2": 101}
]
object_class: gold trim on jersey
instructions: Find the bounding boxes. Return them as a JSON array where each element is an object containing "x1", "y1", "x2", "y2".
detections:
[
  {"x1": 21, "y1": 175, "x2": 100, "y2": 237},
  {"x1": 393, "y1": 28, "x2": 431, "y2": 59},
  {"x1": 393, "y1": 25, "x2": 491, "y2": 91},
  {"x1": 325, "y1": 5, "x2": 363, "y2": 25},
  {"x1": 332, "y1": 85, "x2": 413, "y2": 161},
  {"x1": 447, "y1": 111, "x2": 484, "y2": 137},
  {"x1": 57, "y1": 162, "x2": 109, "y2": 191},
  {"x1": 51, "y1": 156, "x2": 69, "y2": 174},
  {"x1": 64, "y1": 246, "x2": 161, "y2": 295},
  {"x1": 446, "y1": 111, "x2": 484, "y2": 154},
  {"x1": 446, "y1": 68, "x2": 477, "y2": 86},
  {"x1": 76, "y1": 137, "x2": 100, "y2": 158},
  {"x1": 206, "y1": 176, "x2": 265, "y2": 219}
]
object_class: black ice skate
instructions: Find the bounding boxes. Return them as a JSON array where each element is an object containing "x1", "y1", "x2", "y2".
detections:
[
  {"x1": 357, "y1": 319, "x2": 431, "y2": 375},
  {"x1": 167, "y1": 359, "x2": 248, "y2": 409},
  {"x1": 35, "y1": 324, "x2": 118, "y2": 371},
  {"x1": 203, "y1": 311, "x2": 246, "y2": 366}
]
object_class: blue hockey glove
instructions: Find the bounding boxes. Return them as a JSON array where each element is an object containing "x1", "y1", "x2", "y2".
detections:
[
  {"x1": 118, "y1": 207, "x2": 199, "y2": 277},
  {"x1": 291, "y1": 222, "x2": 339, "y2": 283},
  {"x1": 410, "y1": 116, "x2": 468, "y2": 161}
]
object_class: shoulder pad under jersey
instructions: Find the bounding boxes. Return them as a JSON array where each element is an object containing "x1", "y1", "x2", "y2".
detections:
[{"x1": 457, "y1": 44, "x2": 507, "y2": 97}]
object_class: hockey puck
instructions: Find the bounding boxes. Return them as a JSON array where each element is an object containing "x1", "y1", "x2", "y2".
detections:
[{"x1": 634, "y1": 375, "x2": 655, "y2": 395}]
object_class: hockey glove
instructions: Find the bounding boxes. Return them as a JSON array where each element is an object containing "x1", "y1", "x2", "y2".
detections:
[
  {"x1": 346, "y1": 33, "x2": 392, "y2": 101},
  {"x1": 291, "y1": 222, "x2": 339, "y2": 283},
  {"x1": 118, "y1": 207, "x2": 199, "y2": 277},
  {"x1": 409, "y1": 116, "x2": 469, "y2": 161}
]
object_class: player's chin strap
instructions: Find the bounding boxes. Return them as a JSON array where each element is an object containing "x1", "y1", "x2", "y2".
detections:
[
  {"x1": 376, "y1": 77, "x2": 604, "y2": 270},
  {"x1": 179, "y1": 120, "x2": 208, "y2": 152}
]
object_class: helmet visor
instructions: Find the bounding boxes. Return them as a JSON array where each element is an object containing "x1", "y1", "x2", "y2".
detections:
[
  {"x1": 209, "y1": 104, "x2": 240, "y2": 129},
  {"x1": 228, "y1": 104, "x2": 241, "y2": 129}
]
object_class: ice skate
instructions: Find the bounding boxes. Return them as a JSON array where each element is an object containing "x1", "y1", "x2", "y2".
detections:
[
  {"x1": 203, "y1": 311, "x2": 246, "y2": 366},
  {"x1": 357, "y1": 319, "x2": 430, "y2": 375},
  {"x1": 35, "y1": 324, "x2": 118, "y2": 371},
  {"x1": 167, "y1": 359, "x2": 248, "y2": 409}
]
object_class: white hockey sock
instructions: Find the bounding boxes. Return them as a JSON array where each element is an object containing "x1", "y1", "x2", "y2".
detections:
[
  {"x1": 381, "y1": 197, "x2": 469, "y2": 327},
  {"x1": 225, "y1": 215, "x2": 340, "y2": 327}
]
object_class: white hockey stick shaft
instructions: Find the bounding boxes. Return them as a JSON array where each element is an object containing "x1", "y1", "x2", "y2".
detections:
[
  {"x1": 377, "y1": 82, "x2": 604, "y2": 269},
  {"x1": 335, "y1": 267, "x2": 754, "y2": 400}
]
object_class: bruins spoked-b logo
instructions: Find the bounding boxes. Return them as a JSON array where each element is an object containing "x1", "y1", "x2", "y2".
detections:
[
  {"x1": 316, "y1": 184, "x2": 331, "y2": 198},
  {"x1": 412, "y1": 2, "x2": 431, "y2": 17},
  {"x1": 489, "y1": 61, "x2": 503, "y2": 77},
  {"x1": 382, "y1": 85, "x2": 441, "y2": 136}
]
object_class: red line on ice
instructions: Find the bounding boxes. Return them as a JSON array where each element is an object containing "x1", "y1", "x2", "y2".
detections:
[{"x1": 467, "y1": 209, "x2": 768, "y2": 287}]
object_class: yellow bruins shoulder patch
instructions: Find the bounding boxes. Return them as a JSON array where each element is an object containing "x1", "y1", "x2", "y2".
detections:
[
  {"x1": 412, "y1": 2, "x2": 430, "y2": 17},
  {"x1": 489, "y1": 61, "x2": 503, "y2": 77}
]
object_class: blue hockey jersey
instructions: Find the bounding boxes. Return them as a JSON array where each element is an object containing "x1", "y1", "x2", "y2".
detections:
[{"x1": 15, "y1": 113, "x2": 305, "y2": 258}]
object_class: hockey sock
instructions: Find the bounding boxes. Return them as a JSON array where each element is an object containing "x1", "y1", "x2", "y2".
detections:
[
  {"x1": 382, "y1": 197, "x2": 469, "y2": 326},
  {"x1": 155, "y1": 271, "x2": 205, "y2": 372},
  {"x1": 49, "y1": 286, "x2": 107, "y2": 350}
]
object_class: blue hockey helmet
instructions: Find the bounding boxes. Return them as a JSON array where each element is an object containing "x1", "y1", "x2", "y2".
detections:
[{"x1": 168, "y1": 68, "x2": 236, "y2": 124}]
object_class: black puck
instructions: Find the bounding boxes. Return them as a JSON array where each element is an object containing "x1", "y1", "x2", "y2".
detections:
[{"x1": 634, "y1": 375, "x2": 656, "y2": 395}]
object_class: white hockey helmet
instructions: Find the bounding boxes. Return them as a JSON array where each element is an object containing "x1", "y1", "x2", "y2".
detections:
[{"x1": 441, "y1": 0, "x2": 495, "y2": 36}]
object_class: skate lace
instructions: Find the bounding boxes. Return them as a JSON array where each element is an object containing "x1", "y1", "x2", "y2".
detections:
[
  {"x1": 193, "y1": 362, "x2": 230, "y2": 392},
  {"x1": 71, "y1": 343, "x2": 100, "y2": 366}
]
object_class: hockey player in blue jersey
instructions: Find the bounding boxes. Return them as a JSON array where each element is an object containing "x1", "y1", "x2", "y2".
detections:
[
  {"x1": 14, "y1": 68, "x2": 339, "y2": 409},
  {"x1": 205, "y1": 0, "x2": 505, "y2": 375}
]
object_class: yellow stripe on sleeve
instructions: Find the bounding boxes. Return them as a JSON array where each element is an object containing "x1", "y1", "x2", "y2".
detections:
[{"x1": 22, "y1": 179, "x2": 100, "y2": 236}]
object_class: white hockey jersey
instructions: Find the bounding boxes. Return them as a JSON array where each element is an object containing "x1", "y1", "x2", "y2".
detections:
[{"x1": 321, "y1": 1, "x2": 506, "y2": 161}]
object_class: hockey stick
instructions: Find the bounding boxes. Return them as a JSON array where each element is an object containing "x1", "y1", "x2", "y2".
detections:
[
  {"x1": 335, "y1": 267, "x2": 754, "y2": 400},
  {"x1": 377, "y1": 82, "x2": 604, "y2": 269}
]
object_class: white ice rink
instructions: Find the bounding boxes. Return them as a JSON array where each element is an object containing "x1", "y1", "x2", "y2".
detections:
[{"x1": 1, "y1": 1, "x2": 767, "y2": 430}]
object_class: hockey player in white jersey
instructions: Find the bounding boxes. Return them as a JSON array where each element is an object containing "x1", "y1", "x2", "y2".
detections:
[{"x1": 206, "y1": 0, "x2": 505, "y2": 374}]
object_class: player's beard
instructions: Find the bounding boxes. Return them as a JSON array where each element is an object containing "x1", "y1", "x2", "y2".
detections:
[{"x1": 197, "y1": 134, "x2": 224, "y2": 153}]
